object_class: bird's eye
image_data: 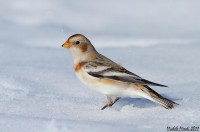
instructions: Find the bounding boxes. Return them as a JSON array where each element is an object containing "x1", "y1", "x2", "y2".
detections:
[{"x1": 75, "y1": 41, "x2": 80, "y2": 45}]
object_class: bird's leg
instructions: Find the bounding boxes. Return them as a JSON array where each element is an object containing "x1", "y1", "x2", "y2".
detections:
[
  {"x1": 101, "y1": 96, "x2": 121, "y2": 110},
  {"x1": 111, "y1": 97, "x2": 121, "y2": 106},
  {"x1": 101, "y1": 96, "x2": 112, "y2": 110}
]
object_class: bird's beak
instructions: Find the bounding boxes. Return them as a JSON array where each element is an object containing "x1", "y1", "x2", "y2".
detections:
[{"x1": 62, "y1": 42, "x2": 71, "y2": 48}]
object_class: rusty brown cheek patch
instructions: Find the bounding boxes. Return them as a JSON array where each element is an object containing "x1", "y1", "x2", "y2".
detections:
[{"x1": 80, "y1": 44, "x2": 88, "y2": 52}]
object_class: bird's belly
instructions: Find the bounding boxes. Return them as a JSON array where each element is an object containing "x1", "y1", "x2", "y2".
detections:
[{"x1": 75, "y1": 70, "x2": 141, "y2": 98}]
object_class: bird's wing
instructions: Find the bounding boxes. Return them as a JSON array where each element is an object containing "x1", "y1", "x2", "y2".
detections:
[{"x1": 83, "y1": 54, "x2": 167, "y2": 87}]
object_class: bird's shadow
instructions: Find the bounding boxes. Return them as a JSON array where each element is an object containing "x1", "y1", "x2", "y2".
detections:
[{"x1": 115, "y1": 95, "x2": 181, "y2": 109}]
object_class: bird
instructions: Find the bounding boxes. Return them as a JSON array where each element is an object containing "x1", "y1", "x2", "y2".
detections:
[{"x1": 62, "y1": 34, "x2": 178, "y2": 110}]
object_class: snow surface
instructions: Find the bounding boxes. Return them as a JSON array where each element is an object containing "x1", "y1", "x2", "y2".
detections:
[
  {"x1": 1, "y1": 0, "x2": 200, "y2": 132},
  {"x1": 1, "y1": 0, "x2": 200, "y2": 48},
  {"x1": 0, "y1": 43, "x2": 199, "y2": 132}
]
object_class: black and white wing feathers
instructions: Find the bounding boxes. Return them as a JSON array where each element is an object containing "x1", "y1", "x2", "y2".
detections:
[{"x1": 83, "y1": 54, "x2": 167, "y2": 87}]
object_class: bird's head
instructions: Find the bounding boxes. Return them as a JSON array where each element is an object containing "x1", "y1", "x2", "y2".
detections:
[{"x1": 62, "y1": 34, "x2": 96, "y2": 63}]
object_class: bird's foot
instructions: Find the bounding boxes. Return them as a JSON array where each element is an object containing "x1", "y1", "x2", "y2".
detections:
[{"x1": 101, "y1": 97, "x2": 121, "y2": 110}]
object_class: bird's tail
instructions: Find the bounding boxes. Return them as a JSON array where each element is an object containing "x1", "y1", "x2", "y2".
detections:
[{"x1": 140, "y1": 86, "x2": 178, "y2": 109}]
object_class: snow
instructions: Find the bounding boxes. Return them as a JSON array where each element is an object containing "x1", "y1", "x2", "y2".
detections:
[
  {"x1": 1, "y1": 0, "x2": 200, "y2": 48},
  {"x1": 0, "y1": 0, "x2": 200, "y2": 132},
  {"x1": 0, "y1": 43, "x2": 199, "y2": 132}
]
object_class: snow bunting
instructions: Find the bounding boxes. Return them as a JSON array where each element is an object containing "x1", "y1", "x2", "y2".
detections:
[{"x1": 62, "y1": 34, "x2": 177, "y2": 110}]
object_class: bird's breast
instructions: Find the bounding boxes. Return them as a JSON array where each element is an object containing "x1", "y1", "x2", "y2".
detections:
[
  {"x1": 74, "y1": 62, "x2": 85, "y2": 72},
  {"x1": 74, "y1": 68, "x2": 101, "y2": 90}
]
